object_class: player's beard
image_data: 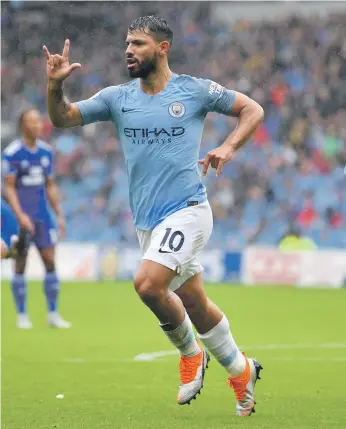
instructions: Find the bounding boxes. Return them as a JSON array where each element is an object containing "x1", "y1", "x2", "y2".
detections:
[{"x1": 128, "y1": 52, "x2": 158, "y2": 79}]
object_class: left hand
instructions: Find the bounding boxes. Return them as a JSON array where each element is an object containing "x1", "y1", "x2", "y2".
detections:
[
  {"x1": 57, "y1": 215, "x2": 66, "y2": 239},
  {"x1": 199, "y1": 144, "x2": 236, "y2": 176}
]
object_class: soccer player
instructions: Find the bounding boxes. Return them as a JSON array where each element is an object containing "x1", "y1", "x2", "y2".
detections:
[
  {"x1": 2, "y1": 109, "x2": 71, "y2": 329},
  {"x1": 43, "y1": 16, "x2": 264, "y2": 415}
]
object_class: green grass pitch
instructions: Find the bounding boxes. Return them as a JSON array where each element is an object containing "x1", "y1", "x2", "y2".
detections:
[{"x1": 2, "y1": 281, "x2": 346, "y2": 429}]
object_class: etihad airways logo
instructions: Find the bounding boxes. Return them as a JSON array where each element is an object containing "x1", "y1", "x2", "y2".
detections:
[{"x1": 124, "y1": 127, "x2": 185, "y2": 145}]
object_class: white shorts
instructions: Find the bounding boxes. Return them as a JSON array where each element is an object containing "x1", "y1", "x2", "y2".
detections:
[{"x1": 136, "y1": 201, "x2": 213, "y2": 292}]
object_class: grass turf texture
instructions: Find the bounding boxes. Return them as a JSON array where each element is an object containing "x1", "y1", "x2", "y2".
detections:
[{"x1": 2, "y1": 281, "x2": 346, "y2": 429}]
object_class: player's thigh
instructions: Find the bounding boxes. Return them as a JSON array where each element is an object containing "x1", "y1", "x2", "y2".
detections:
[
  {"x1": 134, "y1": 259, "x2": 177, "y2": 295},
  {"x1": 135, "y1": 229, "x2": 177, "y2": 296},
  {"x1": 144, "y1": 201, "x2": 213, "y2": 275},
  {"x1": 34, "y1": 220, "x2": 57, "y2": 253}
]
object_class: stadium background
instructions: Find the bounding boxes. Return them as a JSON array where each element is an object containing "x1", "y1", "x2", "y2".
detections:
[{"x1": 2, "y1": 1, "x2": 346, "y2": 286}]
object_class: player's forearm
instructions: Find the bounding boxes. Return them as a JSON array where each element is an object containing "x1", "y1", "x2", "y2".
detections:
[
  {"x1": 224, "y1": 104, "x2": 264, "y2": 152},
  {"x1": 47, "y1": 183, "x2": 63, "y2": 217},
  {"x1": 47, "y1": 80, "x2": 71, "y2": 127},
  {"x1": 5, "y1": 186, "x2": 24, "y2": 219},
  {"x1": 1, "y1": 242, "x2": 8, "y2": 259}
]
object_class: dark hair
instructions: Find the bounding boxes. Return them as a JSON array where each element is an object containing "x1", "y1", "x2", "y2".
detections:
[
  {"x1": 128, "y1": 15, "x2": 173, "y2": 46},
  {"x1": 17, "y1": 108, "x2": 37, "y2": 132}
]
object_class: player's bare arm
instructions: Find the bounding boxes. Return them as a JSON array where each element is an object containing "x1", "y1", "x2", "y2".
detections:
[
  {"x1": 46, "y1": 177, "x2": 66, "y2": 238},
  {"x1": 43, "y1": 39, "x2": 83, "y2": 128},
  {"x1": 4, "y1": 176, "x2": 35, "y2": 233},
  {"x1": 0, "y1": 241, "x2": 8, "y2": 259},
  {"x1": 200, "y1": 91, "x2": 264, "y2": 176}
]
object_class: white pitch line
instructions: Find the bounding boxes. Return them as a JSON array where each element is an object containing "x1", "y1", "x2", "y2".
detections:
[
  {"x1": 133, "y1": 350, "x2": 179, "y2": 361},
  {"x1": 133, "y1": 342, "x2": 346, "y2": 361},
  {"x1": 63, "y1": 358, "x2": 86, "y2": 363}
]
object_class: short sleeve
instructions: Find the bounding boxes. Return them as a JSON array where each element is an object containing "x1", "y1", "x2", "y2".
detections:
[
  {"x1": 2, "y1": 154, "x2": 18, "y2": 176},
  {"x1": 76, "y1": 87, "x2": 114, "y2": 125},
  {"x1": 199, "y1": 79, "x2": 236, "y2": 115}
]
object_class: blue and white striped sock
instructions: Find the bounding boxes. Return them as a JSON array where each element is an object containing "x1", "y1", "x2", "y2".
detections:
[
  {"x1": 160, "y1": 312, "x2": 200, "y2": 357},
  {"x1": 198, "y1": 314, "x2": 246, "y2": 377}
]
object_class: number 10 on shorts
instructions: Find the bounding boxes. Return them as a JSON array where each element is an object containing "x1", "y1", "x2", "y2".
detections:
[{"x1": 160, "y1": 228, "x2": 185, "y2": 252}]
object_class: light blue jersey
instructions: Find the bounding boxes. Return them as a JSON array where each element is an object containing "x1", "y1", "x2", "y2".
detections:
[{"x1": 76, "y1": 73, "x2": 235, "y2": 230}]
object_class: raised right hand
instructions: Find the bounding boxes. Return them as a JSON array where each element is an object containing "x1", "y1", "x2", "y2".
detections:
[
  {"x1": 19, "y1": 213, "x2": 35, "y2": 234},
  {"x1": 43, "y1": 39, "x2": 81, "y2": 82}
]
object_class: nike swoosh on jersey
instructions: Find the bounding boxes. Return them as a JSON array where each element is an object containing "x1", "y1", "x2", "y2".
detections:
[{"x1": 122, "y1": 107, "x2": 136, "y2": 113}]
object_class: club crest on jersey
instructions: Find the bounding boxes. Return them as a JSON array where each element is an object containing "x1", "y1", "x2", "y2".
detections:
[
  {"x1": 41, "y1": 156, "x2": 50, "y2": 167},
  {"x1": 169, "y1": 102, "x2": 185, "y2": 118},
  {"x1": 21, "y1": 160, "x2": 29, "y2": 169}
]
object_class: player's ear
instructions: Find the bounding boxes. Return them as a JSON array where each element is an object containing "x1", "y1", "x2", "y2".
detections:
[{"x1": 159, "y1": 41, "x2": 170, "y2": 56}]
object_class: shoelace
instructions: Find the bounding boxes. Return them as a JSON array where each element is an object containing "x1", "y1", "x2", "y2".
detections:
[{"x1": 180, "y1": 353, "x2": 201, "y2": 384}]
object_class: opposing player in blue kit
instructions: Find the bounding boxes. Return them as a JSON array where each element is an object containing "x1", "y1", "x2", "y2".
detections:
[
  {"x1": 43, "y1": 16, "x2": 264, "y2": 415},
  {"x1": 2, "y1": 109, "x2": 71, "y2": 329}
]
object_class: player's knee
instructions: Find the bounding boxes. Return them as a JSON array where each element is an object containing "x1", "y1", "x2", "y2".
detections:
[
  {"x1": 15, "y1": 256, "x2": 27, "y2": 274},
  {"x1": 41, "y1": 255, "x2": 55, "y2": 272},
  {"x1": 44, "y1": 261, "x2": 56, "y2": 272},
  {"x1": 134, "y1": 274, "x2": 165, "y2": 307}
]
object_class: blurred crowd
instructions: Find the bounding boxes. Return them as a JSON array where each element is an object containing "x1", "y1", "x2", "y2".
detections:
[{"x1": 1, "y1": 2, "x2": 346, "y2": 249}]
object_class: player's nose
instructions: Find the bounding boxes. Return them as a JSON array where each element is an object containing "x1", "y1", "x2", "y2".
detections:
[{"x1": 125, "y1": 45, "x2": 134, "y2": 55}]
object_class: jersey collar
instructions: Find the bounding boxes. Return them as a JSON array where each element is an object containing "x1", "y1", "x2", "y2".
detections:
[
  {"x1": 138, "y1": 73, "x2": 177, "y2": 99},
  {"x1": 20, "y1": 139, "x2": 39, "y2": 154}
]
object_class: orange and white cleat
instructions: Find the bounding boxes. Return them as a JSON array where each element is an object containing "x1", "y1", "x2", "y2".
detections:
[
  {"x1": 177, "y1": 347, "x2": 210, "y2": 405},
  {"x1": 228, "y1": 357, "x2": 263, "y2": 416}
]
